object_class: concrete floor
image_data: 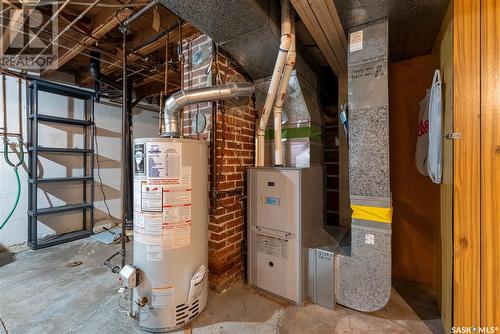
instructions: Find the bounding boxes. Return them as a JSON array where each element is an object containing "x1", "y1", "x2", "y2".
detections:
[{"x1": 0, "y1": 239, "x2": 443, "y2": 334}]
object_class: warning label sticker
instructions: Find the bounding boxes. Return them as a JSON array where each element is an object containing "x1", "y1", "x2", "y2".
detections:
[
  {"x1": 350, "y1": 30, "x2": 363, "y2": 52},
  {"x1": 256, "y1": 234, "x2": 289, "y2": 259},
  {"x1": 143, "y1": 215, "x2": 162, "y2": 236},
  {"x1": 146, "y1": 142, "x2": 182, "y2": 185},
  {"x1": 134, "y1": 143, "x2": 145, "y2": 175},
  {"x1": 133, "y1": 179, "x2": 144, "y2": 211},
  {"x1": 163, "y1": 223, "x2": 191, "y2": 249},
  {"x1": 151, "y1": 286, "x2": 175, "y2": 312},
  {"x1": 134, "y1": 211, "x2": 144, "y2": 229},
  {"x1": 147, "y1": 245, "x2": 163, "y2": 261},
  {"x1": 141, "y1": 182, "x2": 163, "y2": 212}
]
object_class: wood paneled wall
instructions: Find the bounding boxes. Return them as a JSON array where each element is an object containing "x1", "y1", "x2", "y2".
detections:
[
  {"x1": 453, "y1": 0, "x2": 500, "y2": 327},
  {"x1": 480, "y1": 0, "x2": 500, "y2": 326},
  {"x1": 389, "y1": 54, "x2": 441, "y2": 287},
  {"x1": 453, "y1": 0, "x2": 482, "y2": 327}
]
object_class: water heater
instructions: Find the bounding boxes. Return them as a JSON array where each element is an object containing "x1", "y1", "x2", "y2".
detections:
[{"x1": 132, "y1": 137, "x2": 208, "y2": 332}]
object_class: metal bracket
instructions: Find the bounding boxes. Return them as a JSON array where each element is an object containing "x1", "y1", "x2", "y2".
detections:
[{"x1": 445, "y1": 132, "x2": 461, "y2": 140}]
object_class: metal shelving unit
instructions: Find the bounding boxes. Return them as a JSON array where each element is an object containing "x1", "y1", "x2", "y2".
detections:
[{"x1": 27, "y1": 80, "x2": 95, "y2": 250}]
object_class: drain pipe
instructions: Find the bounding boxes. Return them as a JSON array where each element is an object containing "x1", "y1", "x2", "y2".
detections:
[
  {"x1": 161, "y1": 82, "x2": 255, "y2": 138},
  {"x1": 273, "y1": 9, "x2": 296, "y2": 166},
  {"x1": 255, "y1": 0, "x2": 291, "y2": 166}
]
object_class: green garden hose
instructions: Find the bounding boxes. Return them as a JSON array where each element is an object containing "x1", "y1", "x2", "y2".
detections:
[{"x1": 1, "y1": 138, "x2": 24, "y2": 230}]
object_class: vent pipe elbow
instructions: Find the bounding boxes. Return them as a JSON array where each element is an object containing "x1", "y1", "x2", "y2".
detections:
[{"x1": 161, "y1": 82, "x2": 255, "y2": 137}]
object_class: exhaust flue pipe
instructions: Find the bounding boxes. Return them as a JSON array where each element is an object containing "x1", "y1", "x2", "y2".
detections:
[
  {"x1": 161, "y1": 82, "x2": 255, "y2": 137},
  {"x1": 255, "y1": 0, "x2": 292, "y2": 166},
  {"x1": 273, "y1": 10, "x2": 296, "y2": 166}
]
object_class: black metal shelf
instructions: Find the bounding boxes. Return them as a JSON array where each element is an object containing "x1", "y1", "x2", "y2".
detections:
[
  {"x1": 28, "y1": 80, "x2": 95, "y2": 250},
  {"x1": 28, "y1": 203, "x2": 93, "y2": 216},
  {"x1": 28, "y1": 230, "x2": 93, "y2": 250},
  {"x1": 29, "y1": 176, "x2": 93, "y2": 184},
  {"x1": 28, "y1": 147, "x2": 92, "y2": 153},
  {"x1": 30, "y1": 114, "x2": 93, "y2": 126}
]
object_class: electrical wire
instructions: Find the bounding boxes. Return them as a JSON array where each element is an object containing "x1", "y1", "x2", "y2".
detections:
[
  {"x1": 93, "y1": 123, "x2": 121, "y2": 224},
  {"x1": 0, "y1": 16, "x2": 165, "y2": 85}
]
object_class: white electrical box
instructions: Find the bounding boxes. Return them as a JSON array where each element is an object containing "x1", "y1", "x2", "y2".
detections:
[{"x1": 247, "y1": 167, "x2": 325, "y2": 304}]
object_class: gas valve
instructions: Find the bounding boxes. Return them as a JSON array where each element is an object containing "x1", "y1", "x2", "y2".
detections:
[{"x1": 118, "y1": 264, "x2": 141, "y2": 288}]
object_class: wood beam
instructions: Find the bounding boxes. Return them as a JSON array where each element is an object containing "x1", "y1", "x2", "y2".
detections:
[
  {"x1": 291, "y1": 0, "x2": 347, "y2": 75},
  {"x1": 1, "y1": 7, "x2": 24, "y2": 55},
  {"x1": 133, "y1": 70, "x2": 180, "y2": 89},
  {"x1": 1, "y1": 2, "x2": 38, "y2": 55},
  {"x1": 42, "y1": 7, "x2": 133, "y2": 76},
  {"x1": 78, "y1": 22, "x2": 197, "y2": 85}
]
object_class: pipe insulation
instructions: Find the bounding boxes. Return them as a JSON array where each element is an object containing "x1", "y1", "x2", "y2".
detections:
[
  {"x1": 256, "y1": 0, "x2": 292, "y2": 166},
  {"x1": 161, "y1": 82, "x2": 255, "y2": 138},
  {"x1": 335, "y1": 19, "x2": 392, "y2": 312}
]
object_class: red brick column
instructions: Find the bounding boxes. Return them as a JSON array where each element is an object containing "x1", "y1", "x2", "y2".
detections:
[{"x1": 181, "y1": 34, "x2": 256, "y2": 291}]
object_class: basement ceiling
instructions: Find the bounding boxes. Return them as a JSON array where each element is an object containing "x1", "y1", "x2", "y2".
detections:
[{"x1": 332, "y1": 0, "x2": 450, "y2": 61}]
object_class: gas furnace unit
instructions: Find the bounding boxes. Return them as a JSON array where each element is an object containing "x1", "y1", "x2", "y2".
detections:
[{"x1": 247, "y1": 166, "x2": 325, "y2": 304}]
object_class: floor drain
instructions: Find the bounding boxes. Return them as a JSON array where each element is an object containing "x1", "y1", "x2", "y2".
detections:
[{"x1": 67, "y1": 260, "x2": 83, "y2": 267}]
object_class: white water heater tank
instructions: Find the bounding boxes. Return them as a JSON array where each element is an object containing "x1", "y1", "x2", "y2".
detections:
[{"x1": 132, "y1": 137, "x2": 208, "y2": 332}]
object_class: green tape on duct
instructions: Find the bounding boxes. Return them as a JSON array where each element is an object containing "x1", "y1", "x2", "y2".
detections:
[{"x1": 265, "y1": 126, "x2": 322, "y2": 141}]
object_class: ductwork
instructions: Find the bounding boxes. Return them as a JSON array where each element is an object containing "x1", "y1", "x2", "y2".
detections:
[
  {"x1": 255, "y1": 71, "x2": 322, "y2": 167},
  {"x1": 160, "y1": 0, "x2": 318, "y2": 164},
  {"x1": 161, "y1": 82, "x2": 255, "y2": 137},
  {"x1": 335, "y1": 19, "x2": 392, "y2": 312}
]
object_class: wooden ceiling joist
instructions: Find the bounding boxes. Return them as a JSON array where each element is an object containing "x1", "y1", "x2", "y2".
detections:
[
  {"x1": 78, "y1": 22, "x2": 197, "y2": 86},
  {"x1": 42, "y1": 7, "x2": 133, "y2": 76},
  {"x1": 291, "y1": 0, "x2": 347, "y2": 75}
]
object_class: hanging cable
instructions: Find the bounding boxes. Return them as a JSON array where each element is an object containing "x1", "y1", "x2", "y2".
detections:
[{"x1": 93, "y1": 123, "x2": 121, "y2": 224}]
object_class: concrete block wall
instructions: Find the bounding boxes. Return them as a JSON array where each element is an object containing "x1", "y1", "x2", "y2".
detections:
[{"x1": 181, "y1": 34, "x2": 256, "y2": 291}]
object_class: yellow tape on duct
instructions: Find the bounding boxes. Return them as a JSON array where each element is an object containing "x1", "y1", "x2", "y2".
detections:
[{"x1": 351, "y1": 205, "x2": 393, "y2": 224}]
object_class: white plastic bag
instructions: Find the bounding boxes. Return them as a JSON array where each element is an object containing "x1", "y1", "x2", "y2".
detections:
[
  {"x1": 415, "y1": 89, "x2": 430, "y2": 176},
  {"x1": 427, "y1": 70, "x2": 442, "y2": 184},
  {"x1": 415, "y1": 70, "x2": 442, "y2": 183}
]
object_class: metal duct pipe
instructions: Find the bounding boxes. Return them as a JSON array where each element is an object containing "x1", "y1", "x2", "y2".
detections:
[
  {"x1": 123, "y1": 0, "x2": 159, "y2": 27},
  {"x1": 89, "y1": 52, "x2": 122, "y2": 91},
  {"x1": 161, "y1": 82, "x2": 255, "y2": 138},
  {"x1": 336, "y1": 19, "x2": 392, "y2": 312},
  {"x1": 255, "y1": 0, "x2": 292, "y2": 166},
  {"x1": 273, "y1": 9, "x2": 296, "y2": 166}
]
